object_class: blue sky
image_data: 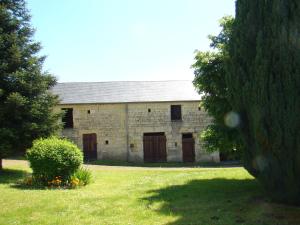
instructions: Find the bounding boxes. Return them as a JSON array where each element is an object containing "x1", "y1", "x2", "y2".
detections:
[{"x1": 27, "y1": 0, "x2": 235, "y2": 82}]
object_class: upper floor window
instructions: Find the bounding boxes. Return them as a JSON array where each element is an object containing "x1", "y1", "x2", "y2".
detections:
[
  {"x1": 62, "y1": 108, "x2": 73, "y2": 128},
  {"x1": 171, "y1": 105, "x2": 182, "y2": 121}
]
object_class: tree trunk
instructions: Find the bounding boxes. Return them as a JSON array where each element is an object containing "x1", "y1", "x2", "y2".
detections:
[{"x1": 0, "y1": 158, "x2": 2, "y2": 170}]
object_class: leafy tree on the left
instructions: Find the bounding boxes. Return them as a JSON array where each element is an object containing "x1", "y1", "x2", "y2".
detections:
[{"x1": 0, "y1": 0, "x2": 61, "y2": 169}]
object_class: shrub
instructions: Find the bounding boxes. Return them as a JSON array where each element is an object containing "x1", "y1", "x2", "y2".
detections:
[
  {"x1": 71, "y1": 167, "x2": 92, "y2": 187},
  {"x1": 26, "y1": 137, "x2": 83, "y2": 184}
]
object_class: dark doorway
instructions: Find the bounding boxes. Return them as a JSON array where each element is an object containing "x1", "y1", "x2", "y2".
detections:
[
  {"x1": 143, "y1": 133, "x2": 167, "y2": 162},
  {"x1": 182, "y1": 133, "x2": 195, "y2": 162},
  {"x1": 82, "y1": 133, "x2": 97, "y2": 161}
]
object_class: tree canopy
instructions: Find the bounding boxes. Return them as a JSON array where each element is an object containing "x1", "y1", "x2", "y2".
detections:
[
  {"x1": 227, "y1": 0, "x2": 300, "y2": 204},
  {"x1": 193, "y1": 16, "x2": 243, "y2": 161},
  {"x1": 0, "y1": 0, "x2": 61, "y2": 169}
]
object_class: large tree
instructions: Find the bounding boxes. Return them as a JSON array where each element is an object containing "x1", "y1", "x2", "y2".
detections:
[
  {"x1": 0, "y1": 0, "x2": 61, "y2": 169},
  {"x1": 193, "y1": 16, "x2": 243, "y2": 161},
  {"x1": 227, "y1": 0, "x2": 300, "y2": 204}
]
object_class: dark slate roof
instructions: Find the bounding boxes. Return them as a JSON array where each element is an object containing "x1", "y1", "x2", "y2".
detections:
[{"x1": 52, "y1": 80, "x2": 201, "y2": 104}]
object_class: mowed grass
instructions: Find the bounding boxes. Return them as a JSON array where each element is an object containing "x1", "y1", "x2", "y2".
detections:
[{"x1": 0, "y1": 160, "x2": 300, "y2": 225}]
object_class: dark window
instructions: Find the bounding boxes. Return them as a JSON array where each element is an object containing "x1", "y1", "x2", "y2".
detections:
[
  {"x1": 87, "y1": 110, "x2": 91, "y2": 114},
  {"x1": 105, "y1": 140, "x2": 109, "y2": 145},
  {"x1": 171, "y1": 105, "x2": 182, "y2": 121},
  {"x1": 182, "y1": 133, "x2": 193, "y2": 139},
  {"x1": 144, "y1": 132, "x2": 165, "y2": 137},
  {"x1": 62, "y1": 108, "x2": 73, "y2": 128},
  {"x1": 148, "y1": 108, "x2": 151, "y2": 113}
]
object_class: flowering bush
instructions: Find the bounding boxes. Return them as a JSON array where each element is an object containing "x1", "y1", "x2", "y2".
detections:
[
  {"x1": 70, "y1": 177, "x2": 80, "y2": 188},
  {"x1": 48, "y1": 176, "x2": 63, "y2": 188},
  {"x1": 21, "y1": 168, "x2": 92, "y2": 190},
  {"x1": 26, "y1": 137, "x2": 83, "y2": 184},
  {"x1": 24, "y1": 138, "x2": 93, "y2": 189},
  {"x1": 71, "y1": 167, "x2": 92, "y2": 186}
]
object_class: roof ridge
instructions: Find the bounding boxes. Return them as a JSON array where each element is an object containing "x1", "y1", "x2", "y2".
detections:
[{"x1": 57, "y1": 80, "x2": 193, "y2": 84}]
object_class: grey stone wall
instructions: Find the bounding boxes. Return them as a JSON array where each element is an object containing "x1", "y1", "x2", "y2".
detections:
[
  {"x1": 57, "y1": 101, "x2": 219, "y2": 162},
  {"x1": 60, "y1": 104, "x2": 127, "y2": 161}
]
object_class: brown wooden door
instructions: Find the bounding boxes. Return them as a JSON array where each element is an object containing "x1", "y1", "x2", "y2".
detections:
[
  {"x1": 182, "y1": 136, "x2": 195, "y2": 162},
  {"x1": 143, "y1": 133, "x2": 166, "y2": 162},
  {"x1": 82, "y1": 133, "x2": 97, "y2": 161}
]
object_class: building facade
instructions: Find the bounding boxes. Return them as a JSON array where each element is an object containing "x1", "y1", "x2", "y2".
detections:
[{"x1": 52, "y1": 81, "x2": 219, "y2": 163}]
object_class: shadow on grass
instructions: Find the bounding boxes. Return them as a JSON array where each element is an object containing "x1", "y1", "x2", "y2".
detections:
[
  {"x1": 0, "y1": 168, "x2": 45, "y2": 190},
  {"x1": 142, "y1": 178, "x2": 300, "y2": 225},
  {"x1": 86, "y1": 160, "x2": 241, "y2": 168},
  {"x1": 0, "y1": 168, "x2": 29, "y2": 184}
]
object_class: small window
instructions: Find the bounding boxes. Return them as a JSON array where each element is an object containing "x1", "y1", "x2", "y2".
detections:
[
  {"x1": 87, "y1": 110, "x2": 91, "y2": 114},
  {"x1": 171, "y1": 105, "x2": 182, "y2": 121},
  {"x1": 105, "y1": 140, "x2": 109, "y2": 145},
  {"x1": 62, "y1": 108, "x2": 73, "y2": 128},
  {"x1": 148, "y1": 108, "x2": 151, "y2": 113},
  {"x1": 198, "y1": 106, "x2": 201, "y2": 111},
  {"x1": 175, "y1": 142, "x2": 177, "y2": 147}
]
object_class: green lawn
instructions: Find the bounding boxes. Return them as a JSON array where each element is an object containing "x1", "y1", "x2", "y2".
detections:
[{"x1": 0, "y1": 160, "x2": 299, "y2": 225}]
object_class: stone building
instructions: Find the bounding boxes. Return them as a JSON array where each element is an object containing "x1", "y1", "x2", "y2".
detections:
[{"x1": 52, "y1": 80, "x2": 219, "y2": 163}]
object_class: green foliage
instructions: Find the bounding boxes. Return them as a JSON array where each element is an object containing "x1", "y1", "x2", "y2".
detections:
[
  {"x1": 0, "y1": 0, "x2": 61, "y2": 165},
  {"x1": 26, "y1": 137, "x2": 83, "y2": 183},
  {"x1": 227, "y1": 0, "x2": 300, "y2": 204},
  {"x1": 192, "y1": 16, "x2": 243, "y2": 160},
  {"x1": 200, "y1": 125, "x2": 242, "y2": 160},
  {"x1": 71, "y1": 167, "x2": 92, "y2": 186}
]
